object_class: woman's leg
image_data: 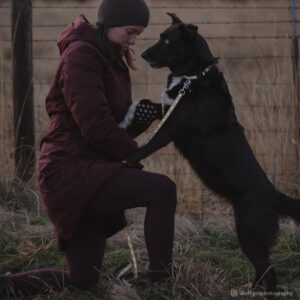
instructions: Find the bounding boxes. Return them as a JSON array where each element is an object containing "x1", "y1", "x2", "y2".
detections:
[
  {"x1": 7, "y1": 167, "x2": 176, "y2": 295},
  {"x1": 8, "y1": 215, "x2": 106, "y2": 296},
  {"x1": 9, "y1": 269, "x2": 67, "y2": 296},
  {"x1": 63, "y1": 215, "x2": 106, "y2": 290},
  {"x1": 87, "y1": 167, "x2": 177, "y2": 270}
]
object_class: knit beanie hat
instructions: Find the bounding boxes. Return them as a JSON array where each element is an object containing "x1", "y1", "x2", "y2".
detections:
[{"x1": 96, "y1": 0, "x2": 150, "y2": 27}]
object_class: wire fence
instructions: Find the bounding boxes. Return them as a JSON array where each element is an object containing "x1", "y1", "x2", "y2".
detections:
[
  {"x1": 1, "y1": 20, "x2": 300, "y2": 27},
  {"x1": 0, "y1": 5, "x2": 299, "y2": 9}
]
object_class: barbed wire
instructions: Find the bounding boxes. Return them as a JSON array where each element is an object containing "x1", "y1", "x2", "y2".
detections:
[
  {"x1": 0, "y1": 5, "x2": 299, "y2": 9},
  {"x1": 0, "y1": 20, "x2": 298, "y2": 28},
  {"x1": 0, "y1": 127, "x2": 295, "y2": 136},
  {"x1": 0, "y1": 35, "x2": 298, "y2": 43},
  {"x1": 229, "y1": 81, "x2": 292, "y2": 86},
  {"x1": 153, "y1": 20, "x2": 298, "y2": 25},
  {"x1": 1, "y1": 81, "x2": 293, "y2": 86},
  {"x1": 140, "y1": 35, "x2": 299, "y2": 40},
  {"x1": 2, "y1": 103, "x2": 290, "y2": 109},
  {"x1": 33, "y1": 57, "x2": 59, "y2": 61},
  {"x1": 238, "y1": 105, "x2": 295, "y2": 109},
  {"x1": 28, "y1": 55, "x2": 291, "y2": 61},
  {"x1": 132, "y1": 81, "x2": 293, "y2": 86},
  {"x1": 222, "y1": 55, "x2": 291, "y2": 59}
]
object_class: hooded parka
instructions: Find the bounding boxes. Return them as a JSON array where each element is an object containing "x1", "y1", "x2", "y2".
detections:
[{"x1": 38, "y1": 15, "x2": 138, "y2": 246}]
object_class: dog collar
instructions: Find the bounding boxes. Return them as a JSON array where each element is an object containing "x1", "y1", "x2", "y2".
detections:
[
  {"x1": 183, "y1": 65, "x2": 213, "y2": 81},
  {"x1": 175, "y1": 65, "x2": 214, "y2": 97},
  {"x1": 142, "y1": 65, "x2": 213, "y2": 146}
]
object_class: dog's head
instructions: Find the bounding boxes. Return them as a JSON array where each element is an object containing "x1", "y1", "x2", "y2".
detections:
[{"x1": 142, "y1": 13, "x2": 218, "y2": 74}]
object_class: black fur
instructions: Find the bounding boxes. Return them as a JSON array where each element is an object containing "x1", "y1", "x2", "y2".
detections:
[{"x1": 124, "y1": 13, "x2": 300, "y2": 294}]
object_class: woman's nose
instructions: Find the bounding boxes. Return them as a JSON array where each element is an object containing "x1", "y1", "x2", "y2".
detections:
[{"x1": 128, "y1": 35, "x2": 137, "y2": 45}]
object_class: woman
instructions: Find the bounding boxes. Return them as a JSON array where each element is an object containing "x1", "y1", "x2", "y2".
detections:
[{"x1": 0, "y1": 0, "x2": 177, "y2": 296}]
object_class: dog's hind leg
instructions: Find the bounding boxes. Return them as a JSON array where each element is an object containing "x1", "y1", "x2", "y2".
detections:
[
  {"x1": 237, "y1": 229, "x2": 277, "y2": 293},
  {"x1": 234, "y1": 208, "x2": 278, "y2": 294},
  {"x1": 251, "y1": 254, "x2": 277, "y2": 291}
]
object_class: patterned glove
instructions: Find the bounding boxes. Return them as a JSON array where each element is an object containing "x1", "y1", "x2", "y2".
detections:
[{"x1": 119, "y1": 99, "x2": 162, "y2": 138}]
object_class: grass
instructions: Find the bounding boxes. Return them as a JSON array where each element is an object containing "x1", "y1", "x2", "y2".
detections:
[
  {"x1": 0, "y1": 180, "x2": 299, "y2": 300},
  {"x1": 0, "y1": 201, "x2": 299, "y2": 300}
]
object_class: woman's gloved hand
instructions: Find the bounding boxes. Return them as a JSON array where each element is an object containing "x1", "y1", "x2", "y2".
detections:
[{"x1": 119, "y1": 99, "x2": 162, "y2": 138}]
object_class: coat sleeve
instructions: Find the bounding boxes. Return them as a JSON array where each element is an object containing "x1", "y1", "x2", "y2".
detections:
[{"x1": 59, "y1": 43, "x2": 137, "y2": 161}]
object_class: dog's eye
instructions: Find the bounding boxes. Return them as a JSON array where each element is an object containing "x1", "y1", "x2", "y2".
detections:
[{"x1": 164, "y1": 39, "x2": 170, "y2": 45}]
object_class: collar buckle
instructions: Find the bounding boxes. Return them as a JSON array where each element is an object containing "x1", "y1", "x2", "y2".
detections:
[{"x1": 179, "y1": 79, "x2": 192, "y2": 95}]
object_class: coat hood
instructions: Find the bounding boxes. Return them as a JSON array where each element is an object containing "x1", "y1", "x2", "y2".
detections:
[{"x1": 57, "y1": 15, "x2": 98, "y2": 55}]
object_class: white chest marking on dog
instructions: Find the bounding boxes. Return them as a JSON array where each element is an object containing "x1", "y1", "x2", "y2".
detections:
[
  {"x1": 162, "y1": 76, "x2": 183, "y2": 114},
  {"x1": 169, "y1": 76, "x2": 182, "y2": 89}
]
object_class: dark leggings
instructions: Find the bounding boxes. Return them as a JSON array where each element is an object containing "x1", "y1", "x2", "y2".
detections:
[{"x1": 9, "y1": 168, "x2": 177, "y2": 296}]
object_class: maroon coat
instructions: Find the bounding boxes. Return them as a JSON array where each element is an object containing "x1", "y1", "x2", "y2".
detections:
[{"x1": 38, "y1": 15, "x2": 138, "y2": 244}]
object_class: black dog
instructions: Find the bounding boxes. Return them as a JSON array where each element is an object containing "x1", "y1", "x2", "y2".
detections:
[{"x1": 125, "y1": 13, "x2": 300, "y2": 293}]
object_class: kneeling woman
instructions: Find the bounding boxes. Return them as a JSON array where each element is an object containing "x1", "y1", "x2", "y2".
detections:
[{"x1": 0, "y1": 0, "x2": 177, "y2": 297}]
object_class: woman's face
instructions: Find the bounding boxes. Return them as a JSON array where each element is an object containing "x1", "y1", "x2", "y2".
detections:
[{"x1": 107, "y1": 25, "x2": 145, "y2": 52}]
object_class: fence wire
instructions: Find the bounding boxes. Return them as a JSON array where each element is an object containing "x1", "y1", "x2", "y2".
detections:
[{"x1": 0, "y1": 5, "x2": 299, "y2": 9}]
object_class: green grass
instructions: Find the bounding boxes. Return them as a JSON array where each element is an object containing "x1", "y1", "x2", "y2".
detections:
[
  {"x1": 200, "y1": 227, "x2": 240, "y2": 250},
  {"x1": 29, "y1": 216, "x2": 49, "y2": 226},
  {"x1": 0, "y1": 220, "x2": 299, "y2": 300}
]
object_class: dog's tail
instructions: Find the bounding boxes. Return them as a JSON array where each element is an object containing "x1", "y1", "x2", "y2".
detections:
[{"x1": 277, "y1": 192, "x2": 300, "y2": 222}]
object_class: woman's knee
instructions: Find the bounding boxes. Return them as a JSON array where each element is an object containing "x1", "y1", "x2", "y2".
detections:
[
  {"x1": 153, "y1": 174, "x2": 177, "y2": 206},
  {"x1": 161, "y1": 175, "x2": 177, "y2": 196}
]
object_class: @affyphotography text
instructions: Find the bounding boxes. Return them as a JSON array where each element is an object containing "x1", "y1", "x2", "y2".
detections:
[{"x1": 230, "y1": 289, "x2": 293, "y2": 298}]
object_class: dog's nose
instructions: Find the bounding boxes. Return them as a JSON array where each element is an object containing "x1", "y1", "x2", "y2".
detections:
[{"x1": 141, "y1": 50, "x2": 147, "y2": 59}]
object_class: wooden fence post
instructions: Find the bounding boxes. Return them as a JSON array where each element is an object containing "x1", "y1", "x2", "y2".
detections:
[
  {"x1": 290, "y1": 0, "x2": 300, "y2": 191},
  {"x1": 11, "y1": 0, "x2": 35, "y2": 182},
  {"x1": 291, "y1": 0, "x2": 299, "y2": 79}
]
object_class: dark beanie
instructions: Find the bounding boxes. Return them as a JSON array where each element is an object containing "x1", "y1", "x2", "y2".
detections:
[{"x1": 96, "y1": 0, "x2": 150, "y2": 27}]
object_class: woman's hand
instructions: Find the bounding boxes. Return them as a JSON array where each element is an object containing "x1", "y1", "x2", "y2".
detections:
[{"x1": 119, "y1": 99, "x2": 162, "y2": 138}]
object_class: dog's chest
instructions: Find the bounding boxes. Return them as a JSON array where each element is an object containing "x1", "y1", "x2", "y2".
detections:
[{"x1": 162, "y1": 76, "x2": 183, "y2": 113}]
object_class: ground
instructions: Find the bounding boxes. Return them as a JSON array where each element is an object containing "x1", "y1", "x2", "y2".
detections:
[{"x1": 0, "y1": 194, "x2": 299, "y2": 299}]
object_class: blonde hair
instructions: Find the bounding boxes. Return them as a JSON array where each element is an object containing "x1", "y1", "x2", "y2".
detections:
[{"x1": 96, "y1": 24, "x2": 138, "y2": 71}]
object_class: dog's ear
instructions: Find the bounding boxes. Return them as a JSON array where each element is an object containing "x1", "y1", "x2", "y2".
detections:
[
  {"x1": 167, "y1": 12, "x2": 183, "y2": 24},
  {"x1": 196, "y1": 35, "x2": 219, "y2": 65},
  {"x1": 179, "y1": 23, "x2": 198, "y2": 41},
  {"x1": 187, "y1": 24, "x2": 198, "y2": 32}
]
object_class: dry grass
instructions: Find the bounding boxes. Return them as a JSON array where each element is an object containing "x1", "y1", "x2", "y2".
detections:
[
  {"x1": 110, "y1": 284, "x2": 142, "y2": 300},
  {"x1": 0, "y1": 200, "x2": 299, "y2": 299}
]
